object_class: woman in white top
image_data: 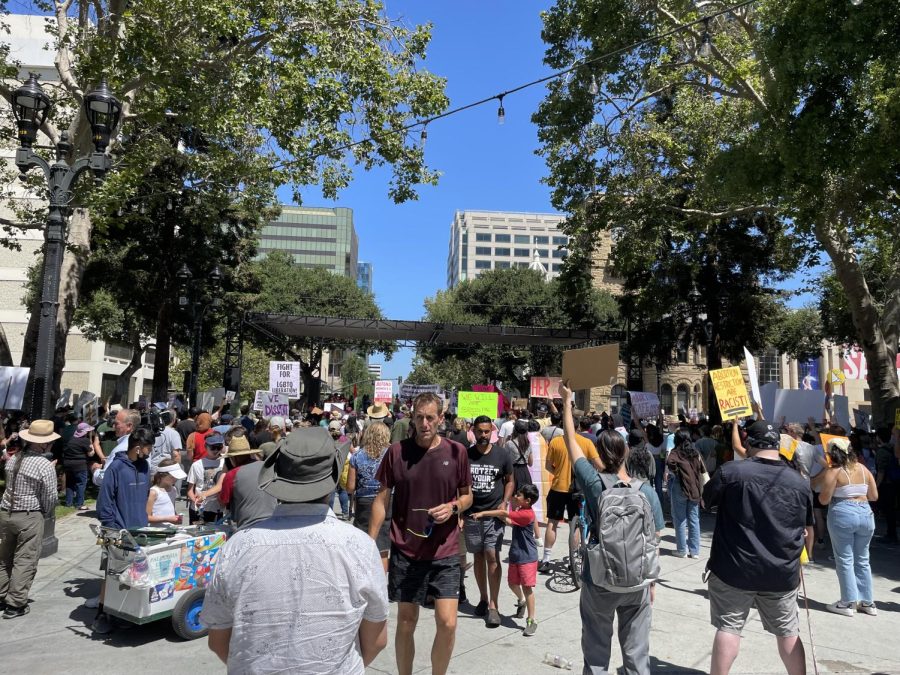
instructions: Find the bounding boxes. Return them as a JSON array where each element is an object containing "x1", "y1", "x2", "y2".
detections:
[
  {"x1": 819, "y1": 437, "x2": 879, "y2": 617},
  {"x1": 147, "y1": 459, "x2": 186, "y2": 525}
]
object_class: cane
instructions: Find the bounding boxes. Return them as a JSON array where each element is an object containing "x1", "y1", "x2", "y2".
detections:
[{"x1": 799, "y1": 565, "x2": 820, "y2": 675}]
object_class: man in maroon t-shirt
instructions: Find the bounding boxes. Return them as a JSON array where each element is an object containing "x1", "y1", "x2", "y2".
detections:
[{"x1": 370, "y1": 393, "x2": 472, "y2": 675}]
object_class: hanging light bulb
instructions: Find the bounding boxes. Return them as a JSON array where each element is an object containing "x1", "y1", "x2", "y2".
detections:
[
  {"x1": 167, "y1": 198, "x2": 173, "y2": 210},
  {"x1": 117, "y1": 207, "x2": 123, "y2": 217},
  {"x1": 699, "y1": 19, "x2": 713, "y2": 57},
  {"x1": 589, "y1": 74, "x2": 599, "y2": 96},
  {"x1": 139, "y1": 203, "x2": 147, "y2": 215},
  {"x1": 420, "y1": 123, "x2": 428, "y2": 146},
  {"x1": 497, "y1": 95, "x2": 505, "y2": 125},
  {"x1": 849, "y1": 0, "x2": 862, "y2": 5}
]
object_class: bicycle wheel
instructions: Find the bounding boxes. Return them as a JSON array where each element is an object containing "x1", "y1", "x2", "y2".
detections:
[{"x1": 568, "y1": 515, "x2": 583, "y2": 589}]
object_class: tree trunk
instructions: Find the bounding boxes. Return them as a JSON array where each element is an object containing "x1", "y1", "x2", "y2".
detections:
[
  {"x1": 301, "y1": 347, "x2": 323, "y2": 406},
  {"x1": 814, "y1": 218, "x2": 900, "y2": 426},
  {"x1": 152, "y1": 300, "x2": 173, "y2": 401},
  {"x1": 0, "y1": 323, "x2": 13, "y2": 367},
  {"x1": 112, "y1": 331, "x2": 146, "y2": 406}
]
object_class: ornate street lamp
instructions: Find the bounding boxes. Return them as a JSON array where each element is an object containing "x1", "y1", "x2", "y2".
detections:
[
  {"x1": 178, "y1": 263, "x2": 224, "y2": 407},
  {"x1": 11, "y1": 73, "x2": 121, "y2": 421}
]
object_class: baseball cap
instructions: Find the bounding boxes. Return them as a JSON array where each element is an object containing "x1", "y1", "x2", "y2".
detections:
[
  {"x1": 206, "y1": 432, "x2": 225, "y2": 448},
  {"x1": 328, "y1": 420, "x2": 342, "y2": 431},
  {"x1": 745, "y1": 420, "x2": 779, "y2": 449}
]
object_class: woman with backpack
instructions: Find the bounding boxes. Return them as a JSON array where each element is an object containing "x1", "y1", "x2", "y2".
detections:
[
  {"x1": 665, "y1": 429, "x2": 707, "y2": 558},
  {"x1": 558, "y1": 380, "x2": 665, "y2": 675}
]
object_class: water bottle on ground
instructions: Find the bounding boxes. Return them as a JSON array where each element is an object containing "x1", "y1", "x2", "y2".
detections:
[{"x1": 543, "y1": 653, "x2": 573, "y2": 670}]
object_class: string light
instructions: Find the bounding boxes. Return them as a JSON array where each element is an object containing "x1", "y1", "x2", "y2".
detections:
[
  {"x1": 420, "y1": 123, "x2": 428, "y2": 146},
  {"x1": 699, "y1": 19, "x2": 713, "y2": 57},
  {"x1": 589, "y1": 74, "x2": 599, "y2": 96},
  {"x1": 497, "y1": 95, "x2": 505, "y2": 125}
]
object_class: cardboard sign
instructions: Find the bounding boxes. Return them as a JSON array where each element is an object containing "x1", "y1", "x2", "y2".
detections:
[
  {"x1": 269, "y1": 361, "x2": 300, "y2": 398},
  {"x1": 628, "y1": 392, "x2": 661, "y2": 420},
  {"x1": 820, "y1": 433, "x2": 849, "y2": 457},
  {"x1": 81, "y1": 396, "x2": 99, "y2": 426},
  {"x1": 511, "y1": 397, "x2": 529, "y2": 410},
  {"x1": 561, "y1": 343, "x2": 619, "y2": 391},
  {"x1": 374, "y1": 380, "x2": 393, "y2": 404},
  {"x1": 743, "y1": 347, "x2": 762, "y2": 405},
  {"x1": 773, "y1": 389, "x2": 826, "y2": 424},
  {"x1": 457, "y1": 391, "x2": 499, "y2": 420},
  {"x1": 225, "y1": 390, "x2": 236, "y2": 404},
  {"x1": 832, "y1": 394, "x2": 850, "y2": 430},
  {"x1": 252, "y1": 390, "x2": 269, "y2": 412},
  {"x1": 530, "y1": 376, "x2": 561, "y2": 399},
  {"x1": 709, "y1": 367, "x2": 752, "y2": 420},
  {"x1": 262, "y1": 392, "x2": 290, "y2": 418}
]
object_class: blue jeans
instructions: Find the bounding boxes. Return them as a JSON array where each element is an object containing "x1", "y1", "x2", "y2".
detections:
[
  {"x1": 332, "y1": 487, "x2": 350, "y2": 516},
  {"x1": 64, "y1": 469, "x2": 88, "y2": 507},
  {"x1": 827, "y1": 498, "x2": 875, "y2": 603},
  {"x1": 669, "y1": 477, "x2": 700, "y2": 556}
]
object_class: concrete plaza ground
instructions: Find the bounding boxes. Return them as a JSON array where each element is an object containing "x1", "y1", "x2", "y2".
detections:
[{"x1": 2, "y1": 508, "x2": 899, "y2": 674}]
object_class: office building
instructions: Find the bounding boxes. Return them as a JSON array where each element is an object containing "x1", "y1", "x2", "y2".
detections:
[
  {"x1": 257, "y1": 205, "x2": 358, "y2": 276},
  {"x1": 357, "y1": 261, "x2": 373, "y2": 293},
  {"x1": 446, "y1": 210, "x2": 571, "y2": 288},
  {"x1": 367, "y1": 363, "x2": 383, "y2": 379}
]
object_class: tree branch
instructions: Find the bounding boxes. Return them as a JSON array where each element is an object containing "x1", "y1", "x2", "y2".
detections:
[
  {"x1": 666, "y1": 204, "x2": 777, "y2": 219},
  {"x1": 55, "y1": 0, "x2": 84, "y2": 102}
]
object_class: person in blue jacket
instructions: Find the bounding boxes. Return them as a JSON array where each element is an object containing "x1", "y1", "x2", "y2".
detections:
[{"x1": 97, "y1": 426, "x2": 153, "y2": 529}]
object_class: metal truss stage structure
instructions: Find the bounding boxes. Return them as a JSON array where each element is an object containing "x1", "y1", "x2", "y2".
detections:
[{"x1": 221, "y1": 313, "x2": 623, "y2": 394}]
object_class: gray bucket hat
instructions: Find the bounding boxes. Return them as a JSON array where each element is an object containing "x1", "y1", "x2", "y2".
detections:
[{"x1": 258, "y1": 427, "x2": 350, "y2": 502}]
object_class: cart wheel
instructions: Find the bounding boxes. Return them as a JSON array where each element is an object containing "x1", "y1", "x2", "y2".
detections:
[{"x1": 172, "y1": 588, "x2": 207, "y2": 640}]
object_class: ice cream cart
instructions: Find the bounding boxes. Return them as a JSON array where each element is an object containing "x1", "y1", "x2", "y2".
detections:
[{"x1": 91, "y1": 524, "x2": 230, "y2": 640}]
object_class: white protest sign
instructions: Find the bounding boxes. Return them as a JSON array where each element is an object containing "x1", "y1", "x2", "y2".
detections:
[
  {"x1": 628, "y1": 391, "x2": 660, "y2": 420},
  {"x1": 262, "y1": 392, "x2": 290, "y2": 418},
  {"x1": 198, "y1": 391, "x2": 215, "y2": 412},
  {"x1": 743, "y1": 347, "x2": 762, "y2": 405},
  {"x1": 252, "y1": 390, "x2": 269, "y2": 412},
  {"x1": 374, "y1": 380, "x2": 393, "y2": 404},
  {"x1": 773, "y1": 389, "x2": 826, "y2": 424},
  {"x1": 225, "y1": 390, "x2": 236, "y2": 403},
  {"x1": 268, "y1": 361, "x2": 300, "y2": 398},
  {"x1": 760, "y1": 382, "x2": 777, "y2": 421}
]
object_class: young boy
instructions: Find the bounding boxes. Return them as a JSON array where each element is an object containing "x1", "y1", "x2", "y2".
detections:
[
  {"x1": 472, "y1": 483, "x2": 540, "y2": 636},
  {"x1": 187, "y1": 433, "x2": 225, "y2": 524}
]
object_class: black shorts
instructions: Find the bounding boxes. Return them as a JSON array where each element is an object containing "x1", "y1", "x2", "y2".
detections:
[
  {"x1": 546, "y1": 489, "x2": 581, "y2": 521},
  {"x1": 388, "y1": 547, "x2": 460, "y2": 606}
]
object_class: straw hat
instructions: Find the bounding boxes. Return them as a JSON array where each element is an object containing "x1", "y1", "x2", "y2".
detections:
[
  {"x1": 366, "y1": 402, "x2": 390, "y2": 419},
  {"x1": 19, "y1": 419, "x2": 61, "y2": 444},
  {"x1": 223, "y1": 435, "x2": 255, "y2": 458}
]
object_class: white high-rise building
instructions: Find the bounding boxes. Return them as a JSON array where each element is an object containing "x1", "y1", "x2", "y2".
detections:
[
  {"x1": 367, "y1": 363, "x2": 383, "y2": 379},
  {"x1": 446, "y1": 210, "x2": 570, "y2": 288}
]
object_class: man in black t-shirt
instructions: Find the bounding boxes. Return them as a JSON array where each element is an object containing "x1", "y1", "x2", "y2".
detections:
[
  {"x1": 703, "y1": 419, "x2": 813, "y2": 675},
  {"x1": 463, "y1": 415, "x2": 513, "y2": 628}
]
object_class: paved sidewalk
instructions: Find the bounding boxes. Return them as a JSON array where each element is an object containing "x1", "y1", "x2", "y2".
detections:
[{"x1": 2, "y1": 509, "x2": 898, "y2": 674}]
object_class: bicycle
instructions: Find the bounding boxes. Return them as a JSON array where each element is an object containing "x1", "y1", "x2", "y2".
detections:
[{"x1": 567, "y1": 493, "x2": 590, "y2": 589}]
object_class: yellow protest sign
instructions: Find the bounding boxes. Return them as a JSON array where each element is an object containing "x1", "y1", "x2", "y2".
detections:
[
  {"x1": 709, "y1": 367, "x2": 752, "y2": 420},
  {"x1": 829, "y1": 369, "x2": 846, "y2": 385},
  {"x1": 457, "y1": 391, "x2": 499, "y2": 420}
]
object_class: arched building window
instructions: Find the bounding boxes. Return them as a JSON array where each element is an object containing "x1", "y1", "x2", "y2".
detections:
[
  {"x1": 692, "y1": 384, "x2": 701, "y2": 410},
  {"x1": 660, "y1": 384, "x2": 673, "y2": 415},
  {"x1": 676, "y1": 384, "x2": 690, "y2": 413},
  {"x1": 609, "y1": 384, "x2": 626, "y2": 414}
]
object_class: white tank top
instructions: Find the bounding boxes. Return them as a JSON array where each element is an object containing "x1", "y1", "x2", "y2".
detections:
[
  {"x1": 832, "y1": 466, "x2": 868, "y2": 499},
  {"x1": 150, "y1": 485, "x2": 177, "y2": 516}
]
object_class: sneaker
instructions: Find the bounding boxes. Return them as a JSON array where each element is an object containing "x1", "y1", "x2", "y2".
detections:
[
  {"x1": 826, "y1": 601, "x2": 854, "y2": 617},
  {"x1": 672, "y1": 551, "x2": 687, "y2": 558},
  {"x1": 91, "y1": 612, "x2": 114, "y2": 634},
  {"x1": 2, "y1": 605, "x2": 29, "y2": 619},
  {"x1": 514, "y1": 600, "x2": 527, "y2": 619},
  {"x1": 485, "y1": 608, "x2": 501, "y2": 627},
  {"x1": 523, "y1": 618, "x2": 538, "y2": 637},
  {"x1": 474, "y1": 599, "x2": 488, "y2": 617},
  {"x1": 537, "y1": 561, "x2": 551, "y2": 574},
  {"x1": 83, "y1": 595, "x2": 101, "y2": 609},
  {"x1": 857, "y1": 602, "x2": 877, "y2": 616}
]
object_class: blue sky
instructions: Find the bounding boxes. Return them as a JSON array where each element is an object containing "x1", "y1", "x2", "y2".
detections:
[{"x1": 278, "y1": 1, "x2": 560, "y2": 380}]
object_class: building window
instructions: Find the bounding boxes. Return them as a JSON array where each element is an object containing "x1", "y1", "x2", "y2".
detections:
[
  {"x1": 494, "y1": 247, "x2": 511, "y2": 257},
  {"x1": 759, "y1": 348, "x2": 781, "y2": 385},
  {"x1": 475, "y1": 259, "x2": 491, "y2": 269},
  {"x1": 495, "y1": 234, "x2": 511, "y2": 243},
  {"x1": 676, "y1": 384, "x2": 690, "y2": 413},
  {"x1": 553, "y1": 236, "x2": 568, "y2": 246},
  {"x1": 552, "y1": 263, "x2": 564, "y2": 271},
  {"x1": 692, "y1": 384, "x2": 701, "y2": 410},
  {"x1": 496, "y1": 261, "x2": 511, "y2": 269},
  {"x1": 476, "y1": 233, "x2": 491, "y2": 242},
  {"x1": 675, "y1": 345, "x2": 689, "y2": 364},
  {"x1": 475, "y1": 246, "x2": 491, "y2": 256},
  {"x1": 514, "y1": 248, "x2": 530, "y2": 257},
  {"x1": 514, "y1": 234, "x2": 530, "y2": 244},
  {"x1": 533, "y1": 235, "x2": 549, "y2": 245},
  {"x1": 552, "y1": 249, "x2": 567, "y2": 259},
  {"x1": 536, "y1": 249, "x2": 550, "y2": 258},
  {"x1": 516, "y1": 262, "x2": 530, "y2": 269},
  {"x1": 609, "y1": 384, "x2": 626, "y2": 414},
  {"x1": 660, "y1": 384, "x2": 673, "y2": 414}
]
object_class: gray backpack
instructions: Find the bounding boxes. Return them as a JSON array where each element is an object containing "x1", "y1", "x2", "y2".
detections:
[{"x1": 585, "y1": 473, "x2": 660, "y2": 592}]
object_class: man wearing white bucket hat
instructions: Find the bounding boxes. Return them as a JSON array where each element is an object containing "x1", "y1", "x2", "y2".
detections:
[{"x1": 0, "y1": 420, "x2": 59, "y2": 619}]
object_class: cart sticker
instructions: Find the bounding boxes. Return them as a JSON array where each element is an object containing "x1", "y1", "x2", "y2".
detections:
[
  {"x1": 149, "y1": 581, "x2": 175, "y2": 604},
  {"x1": 149, "y1": 549, "x2": 183, "y2": 583},
  {"x1": 172, "y1": 534, "x2": 226, "y2": 592}
]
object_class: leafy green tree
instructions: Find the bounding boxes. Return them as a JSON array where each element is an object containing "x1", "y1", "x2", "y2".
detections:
[
  {"x1": 337, "y1": 353, "x2": 375, "y2": 401},
  {"x1": 245, "y1": 251, "x2": 394, "y2": 404},
  {"x1": 768, "y1": 305, "x2": 824, "y2": 361},
  {"x1": 534, "y1": 0, "x2": 899, "y2": 423},
  {"x1": 415, "y1": 267, "x2": 618, "y2": 394},
  {"x1": 0, "y1": 0, "x2": 447, "y2": 403}
]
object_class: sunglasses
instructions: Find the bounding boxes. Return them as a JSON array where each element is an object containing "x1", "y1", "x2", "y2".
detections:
[{"x1": 406, "y1": 508, "x2": 436, "y2": 538}]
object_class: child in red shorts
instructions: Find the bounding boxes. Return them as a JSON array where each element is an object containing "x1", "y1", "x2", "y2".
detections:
[{"x1": 472, "y1": 484, "x2": 539, "y2": 636}]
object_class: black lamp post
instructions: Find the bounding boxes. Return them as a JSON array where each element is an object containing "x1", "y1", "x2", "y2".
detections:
[
  {"x1": 12, "y1": 73, "x2": 121, "y2": 421},
  {"x1": 177, "y1": 263, "x2": 222, "y2": 408}
]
